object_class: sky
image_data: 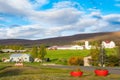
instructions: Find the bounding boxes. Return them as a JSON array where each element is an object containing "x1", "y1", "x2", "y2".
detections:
[{"x1": 0, "y1": 0, "x2": 120, "y2": 40}]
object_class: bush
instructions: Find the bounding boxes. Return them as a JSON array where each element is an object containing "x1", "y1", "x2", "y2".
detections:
[
  {"x1": 0, "y1": 59, "x2": 2, "y2": 62},
  {"x1": 106, "y1": 55, "x2": 119, "y2": 67},
  {"x1": 89, "y1": 58, "x2": 99, "y2": 66},
  {"x1": 68, "y1": 56, "x2": 83, "y2": 66}
]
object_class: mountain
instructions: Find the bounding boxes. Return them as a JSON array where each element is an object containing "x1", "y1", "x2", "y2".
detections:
[{"x1": 0, "y1": 31, "x2": 120, "y2": 47}]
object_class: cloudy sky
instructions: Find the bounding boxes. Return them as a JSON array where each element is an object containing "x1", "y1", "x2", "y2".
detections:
[{"x1": 0, "y1": 0, "x2": 120, "y2": 40}]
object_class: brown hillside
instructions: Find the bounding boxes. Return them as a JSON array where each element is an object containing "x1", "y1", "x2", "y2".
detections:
[
  {"x1": 0, "y1": 31, "x2": 120, "y2": 47},
  {"x1": 34, "y1": 31, "x2": 120, "y2": 46}
]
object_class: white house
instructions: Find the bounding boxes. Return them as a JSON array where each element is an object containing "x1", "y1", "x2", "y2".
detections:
[
  {"x1": 102, "y1": 40, "x2": 116, "y2": 48},
  {"x1": 48, "y1": 45, "x2": 84, "y2": 50},
  {"x1": 48, "y1": 41, "x2": 93, "y2": 50},
  {"x1": 1, "y1": 49, "x2": 15, "y2": 53},
  {"x1": 10, "y1": 53, "x2": 33, "y2": 62},
  {"x1": 71, "y1": 45, "x2": 84, "y2": 50},
  {"x1": 47, "y1": 46, "x2": 57, "y2": 50}
]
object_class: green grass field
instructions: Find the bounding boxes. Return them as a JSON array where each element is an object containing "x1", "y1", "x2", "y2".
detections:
[
  {"x1": 46, "y1": 50, "x2": 90, "y2": 59},
  {"x1": 0, "y1": 48, "x2": 117, "y2": 58},
  {"x1": 46, "y1": 48, "x2": 117, "y2": 58}
]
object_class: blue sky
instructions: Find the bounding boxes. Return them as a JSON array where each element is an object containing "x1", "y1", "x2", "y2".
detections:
[{"x1": 0, "y1": 0, "x2": 120, "y2": 40}]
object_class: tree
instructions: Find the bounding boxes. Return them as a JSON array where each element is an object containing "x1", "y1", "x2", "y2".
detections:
[
  {"x1": 76, "y1": 41, "x2": 84, "y2": 45},
  {"x1": 31, "y1": 46, "x2": 38, "y2": 58},
  {"x1": 90, "y1": 46, "x2": 99, "y2": 66},
  {"x1": 0, "y1": 46, "x2": 2, "y2": 50},
  {"x1": 116, "y1": 42, "x2": 120, "y2": 66},
  {"x1": 38, "y1": 44, "x2": 47, "y2": 60},
  {"x1": 90, "y1": 41, "x2": 101, "y2": 66},
  {"x1": 0, "y1": 46, "x2": 2, "y2": 53},
  {"x1": 106, "y1": 55, "x2": 119, "y2": 67},
  {"x1": 90, "y1": 41, "x2": 107, "y2": 67}
]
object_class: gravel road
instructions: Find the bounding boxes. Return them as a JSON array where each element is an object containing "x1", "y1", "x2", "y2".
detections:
[{"x1": 44, "y1": 65, "x2": 120, "y2": 74}]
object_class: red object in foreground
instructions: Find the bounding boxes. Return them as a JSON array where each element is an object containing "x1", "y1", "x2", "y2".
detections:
[
  {"x1": 70, "y1": 71, "x2": 83, "y2": 77},
  {"x1": 94, "y1": 69, "x2": 108, "y2": 76}
]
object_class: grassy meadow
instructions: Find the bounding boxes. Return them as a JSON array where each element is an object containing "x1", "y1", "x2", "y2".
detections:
[
  {"x1": 46, "y1": 48, "x2": 117, "y2": 58},
  {"x1": 46, "y1": 50, "x2": 90, "y2": 59}
]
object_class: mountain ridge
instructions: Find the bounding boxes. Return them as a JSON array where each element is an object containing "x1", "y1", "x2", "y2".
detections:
[{"x1": 0, "y1": 31, "x2": 120, "y2": 47}]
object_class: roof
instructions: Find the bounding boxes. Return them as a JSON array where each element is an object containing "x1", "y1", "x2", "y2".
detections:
[
  {"x1": 104, "y1": 40, "x2": 111, "y2": 43},
  {"x1": 10, "y1": 53, "x2": 30, "y2": 57}
]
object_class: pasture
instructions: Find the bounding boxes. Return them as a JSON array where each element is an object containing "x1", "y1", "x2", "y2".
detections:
[
  {"x1": 46, "y1": 48, "x2": 117, "y2": 59},
  {"x1": 46, "y1": 50, "x2": 90, "y2": 58}
]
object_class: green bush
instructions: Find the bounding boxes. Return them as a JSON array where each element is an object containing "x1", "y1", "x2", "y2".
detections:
[{"x1": 106, "y1": 55, "x2": 119, "y2": 67}]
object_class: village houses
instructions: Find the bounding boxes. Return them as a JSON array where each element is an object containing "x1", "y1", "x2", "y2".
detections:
[{"x1": 48, "y1": 40, "x2": 116, "y2": 50}]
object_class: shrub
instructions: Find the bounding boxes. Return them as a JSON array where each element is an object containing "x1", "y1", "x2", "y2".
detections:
[
  {"x1": 106, "y1": 55, "x2": 119, "y2": 67},
  {"x1": 0, "y1": 59, "x2": 2, "y2": 62},
  {"x1": 78, "y1": 57, "x2": 84, "y2": 66},
  {"x1": 68, "y1": 56, "x2": 83, "y2": 66}
]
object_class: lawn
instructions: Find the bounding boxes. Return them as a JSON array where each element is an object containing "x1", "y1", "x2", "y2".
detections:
[
  {"x1": 46, "y1": 49, "x2": 90, "y2": 59},
  {"x1": 46, "y1": 48, "x2": 117, "y2": 59},
  {"x1": 0, "y1": 62, "x2": 120, "y2": 80},
  {"x1": 0, "y1": 49, "x2": 116, "y2": 59}
]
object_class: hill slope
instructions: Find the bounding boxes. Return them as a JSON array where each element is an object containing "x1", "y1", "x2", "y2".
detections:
[{"x1": 0, "y1": 31, "x2": 120, "y2": 46}]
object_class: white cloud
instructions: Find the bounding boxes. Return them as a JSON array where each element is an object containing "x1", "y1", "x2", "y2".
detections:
[
  {"x1": 0, "y1": 0, "x2": 120, "y2": 39},
  {"x1": 29, "y1": 8, "x2": 83, "y2": 26},
  {"x1": 103, "y1": 14, "x2": 120, "y2": 23},
  {"x1": 53, "y1": 1, "x2": 83, "y2": 10},
  {"x1": 0, "y1": 12, "x2": 120, "y2": 39},
  {"x1": 0, "y1": 0, "x2": 34, "y2": 16},
  {"x1": 0, "y1": 0, "x2": 49, "y2": 16},
  {"x1": 32, "y1": 0, "x2": 49, "y2": 8},
  {"x1": 115, "y1": 0, "x2": 120, "y2": 7},
  {"x1": 0, "y1": 17, "x2": 5, "y2": 21},
  {"x1": 0, "y1": 24, "x2": 43, "y2": 39}
]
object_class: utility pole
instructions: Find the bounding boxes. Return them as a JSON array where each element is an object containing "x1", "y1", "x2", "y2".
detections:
[{"x1": 99, "y1": 44, "x2": 106, "y2": 67}]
